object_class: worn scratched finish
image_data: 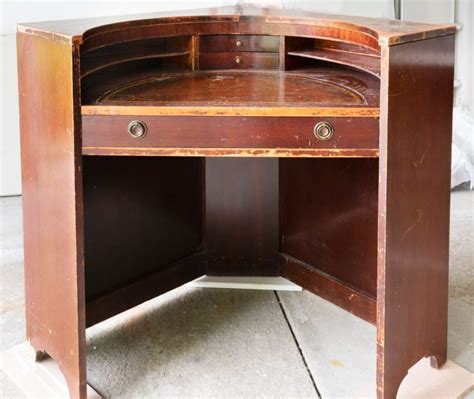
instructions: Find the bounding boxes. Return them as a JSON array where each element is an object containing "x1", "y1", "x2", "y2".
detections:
[
  {"x1": 280, "y1": 254, "x2": 377, "y2": 324},
  {"x1": 377, "y1": 35, "x2": 454, "y2": 398},
  {"x1": 94, "y1": 70, "x2": 370, "y2": 106},
  {"x1": 82, "y1": 115, "x2": 379, "y2": 152},
  {"x1": 17, "y1": 34, "x2": 86, "y2": 399},
  {"x1": 17, "y1": 6, "x2": 455, "y2": 47},
  {"x1": 17, "y1": 7, "x2": 456, "y2": 399},
  {"x1": 81, "y1": 147, "x2": 379, "y2": 158}
]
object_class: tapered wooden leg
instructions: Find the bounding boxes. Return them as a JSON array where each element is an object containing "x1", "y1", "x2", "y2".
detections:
[
  {"x1": 376, "y1": 359, "x2": 408, "y2": 399},
  {"x1": 27, "y1": 338, "x2": 87, "y2": 399},
  {"x1": 377, "y1": 35, "x2": 454, "y2": 398}
]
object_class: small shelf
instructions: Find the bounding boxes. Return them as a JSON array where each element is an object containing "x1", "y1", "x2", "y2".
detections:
[
  {"x1": 81, "y1": 49, "x2": 190, "y2": 78},
  {"x1": 287, "y1": 49, "x2": 381, "y2": 78}
]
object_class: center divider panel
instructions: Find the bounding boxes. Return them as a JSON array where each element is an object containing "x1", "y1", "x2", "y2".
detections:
[{"x1": 205, "y1": 158, "x2": 279, "y2": 276}]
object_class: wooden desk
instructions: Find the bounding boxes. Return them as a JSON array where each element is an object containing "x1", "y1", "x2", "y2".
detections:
[{"x1": 16, "y1": 7, "x2": 456, "y2": 398}]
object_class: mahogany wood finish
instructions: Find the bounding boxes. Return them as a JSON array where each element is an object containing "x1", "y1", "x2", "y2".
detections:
[
  {"x1": 82, "y1": 115, "x2": 379, "y2": 152},
  {"x1": 205, "y1": 158, "x2": 279, "y2": 276},
  {"x1": 280, "y1": 158, "x2": 379, "y2": 298},
  {"x1": 82, "y1": 156, "x2": 204, "y2": 301},
  {"x1": 198, "y1": 52, "x2": 279, "y2": 70},
  {"x1": 80, "y1": 36, "x2": 193, "y2": 78},
  {"x1": 86, "y1": 252, "x2": 205, "y2": 327},
  {"x1": 17, "y1": 33, "x2": 86, "y2": 398},
  {"x1": 287, "y1": 48, "x2": 381, "y2": 77},
  {"x1": 281, "y1": 254, "x2": 377, "y2": 324},
  {"x1": 17, "y1": 7, "x2": 455, "y2": 399},
  {"x1": 199, "y1": 34, "x2": 280, "y2": 52},
  {"x1": 376, "y1": 35, "x2": 454, "y2": 398},
  {"x1": 199, "y1": 34, "x2": 279, "y2": 69},
  {"x1": 86, "y1": 69, "x2": 378, "y2": 106}
]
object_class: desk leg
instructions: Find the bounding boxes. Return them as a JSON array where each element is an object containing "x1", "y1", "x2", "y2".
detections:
[
  {"x1": 17, "y1": 34, "x2": 86, "y2": 398},
  {"x1": 377, "y1": 35, "x2": 454, "y2": 398}
]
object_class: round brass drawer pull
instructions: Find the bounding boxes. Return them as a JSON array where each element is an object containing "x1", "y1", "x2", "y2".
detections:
[
  {"x1": 314, "y1": 121, "x2": 334, "y2": 141},
  {"x1": 235, "y1": 56, "x2": 242, "y2": 64},
  {"x1": 235, "y1": 40, "x2": 243, "y2": 47},
  {"x1": 127, "y1": 120, "x2": 147, "y2": 139}
]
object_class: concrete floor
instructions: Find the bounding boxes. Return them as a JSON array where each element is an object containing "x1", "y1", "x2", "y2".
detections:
[{"x1": 0, "y1": 192, "x2": 473, "y2": 398}]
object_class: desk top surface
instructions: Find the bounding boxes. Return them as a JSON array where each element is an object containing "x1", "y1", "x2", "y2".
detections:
[
  {"x1": 81, "y1": 68, "x2": 380, "y2": 118},
  {"x1": 94, "y1": 69, "x2": 378, "y2": 107},
  {"x1": 17, "y1": 6, "x2": 455, "y2": 47}
]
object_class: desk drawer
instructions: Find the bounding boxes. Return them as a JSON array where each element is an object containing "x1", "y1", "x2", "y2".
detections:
[
  {"x1": 199, "y1": 35, "x2": 279, "y2": 52},
  {"x1": 82, "y1": 115, "x2": 379, "y2": 154},
  {"x1": 199, "y1": 52, "x2": 279, "y2": 70}
]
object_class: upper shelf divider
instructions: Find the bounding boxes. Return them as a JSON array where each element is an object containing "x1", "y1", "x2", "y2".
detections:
[
  {"x1": 80, "y1": 36, "x2": 193, "y2": 79},
  {"x1": 287, "y1": 47, "x2": 381, "y2": 78}
]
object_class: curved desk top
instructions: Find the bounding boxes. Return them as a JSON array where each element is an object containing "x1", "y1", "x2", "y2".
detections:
[
  {"x1": 82, "y1": 68, "x2": 380, "y2": 118},
  {"x1": 17, "y1": 6, "x2": 456, "y2": 158},
  {"x1": 18, "y1": 6, "x2": 455, "y2": 47},
  {"x1": 99, "y1": 70, "x2": 367, "y2": 106}
]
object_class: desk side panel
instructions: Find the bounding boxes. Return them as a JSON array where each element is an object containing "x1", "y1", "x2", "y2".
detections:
[
  {"x1": 280, "y1": 158, "x2": 379, "y2": 324},
  {"x1": 377, "y1": 35, "x2": 455, "y2": 399},
  {"x1": 17, "y1": 33, "x2": 86, "y2": 399},
  {"x1": 83, "y1": 156, "x2": 205, "y2": 325}
]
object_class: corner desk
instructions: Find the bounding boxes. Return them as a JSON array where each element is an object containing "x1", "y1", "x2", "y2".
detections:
[{"x1": 17, "y1": 7, "x2": 456, "y2": 398}]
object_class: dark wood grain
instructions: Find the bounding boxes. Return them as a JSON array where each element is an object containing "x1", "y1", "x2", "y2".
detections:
[
  {"x1": 90, "y1": 69, "x2": 375, "y2": 106},
  {"x1": 81, "y1": 67, "x2": 380, "y2": 111},
  {"x1": 280, "y1": 158, "x2": 379, "y2": 297},
  {"x1": 281, "y1": 36, "x2": 315, "y2": 70},
  {"x1": 17, "y1": 8, "x2": 456, "y2": 399},
  {"x1": 199, "y1": 34, "x2": 279, "y2": 52},
  {"x1": 281, "y1": 254, "x2": 376, "y2": 324},
  {"x1": 205, "y1": 158, "x2": 279, "y2": 276},
  {"x1": 199, "y1": 52, "x2": 279, "y2": 70},
  {"x1": 82, "y1": 114, "x2": 379, "y2": 153},
  {"x1": 17, "y1": 33, "x2": 86, "y2": 399},
  {"x1": 314, "y1": 38, "x2": 381, "y2": 56},
  {"x1": 83, "y1": 156, "x2": 204, "y2": 301},
  {"x1": 77, "y1": 20, "x2": 382, "y2": 54},
  {"x1": 86, "y1": 253, "x2": 205, "y2": 327},
  {"x1": 17, "y1": 6, "x2": 455, "y2": 48},
  {"x1": 287, "y1": 48, "x2": 380, "y2": 77},
  {"x1": 377, "y1": 35, "x2": 455, "y2": 398},
  {"x1": 80, "y1": 36, "x2": 191, "y2": 78}
]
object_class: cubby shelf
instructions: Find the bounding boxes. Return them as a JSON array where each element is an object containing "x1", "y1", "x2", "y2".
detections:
[
  {"x1": 81, "y1": 49, "x2": 190, "y2": 78},
  {"x1": 287, "y1": 49, "x2": 381, "y2": 78}
]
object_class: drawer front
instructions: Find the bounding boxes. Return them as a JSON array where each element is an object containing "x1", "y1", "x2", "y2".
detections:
[
  {"x1": 82, "y1": 116, "x2": 379, "y2": 151},
  {"x1": 199, "y1": 52, "x2": 279, "y2": 70},
  {"x1": 199, "y1": 35, "x2": 279, "y2": 52}
]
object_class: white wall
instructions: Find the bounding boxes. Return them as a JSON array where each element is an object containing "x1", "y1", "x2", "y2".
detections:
[{"x1": 453, "y1": 0, "x2": 473, "y2": 118}]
